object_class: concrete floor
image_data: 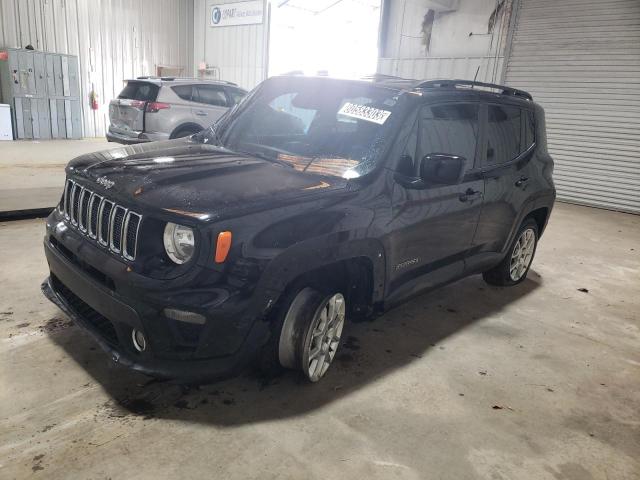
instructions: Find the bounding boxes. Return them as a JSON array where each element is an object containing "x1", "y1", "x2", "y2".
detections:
[
  {"x1": 0, "y1": 202, "x2": 639, "y2": 480},
  {"x1": 0, "y1": 139, "x2": 116, "y2": 212}
]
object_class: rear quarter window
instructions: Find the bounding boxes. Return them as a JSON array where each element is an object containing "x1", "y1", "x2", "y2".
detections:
[
  {"x1": 523, "y1": 109, "x2": 535, "y2": 151},
  {"x1": 118, "y1": 82, "x2": 159, "y2": 101},
  {"x1": 485, "y1": 104, "x2": 521, "y2": 165}
]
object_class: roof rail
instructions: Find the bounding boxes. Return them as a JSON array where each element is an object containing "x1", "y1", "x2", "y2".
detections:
[
  {"x1": 135, "y1": 76, "x2": 237, "y2": 86},
  {"x1": 415, "y1": 79, "x2": 532, "y2": 101},
  {"x1": 362, "y1": 73, "x2": 414, "y2": 82}
]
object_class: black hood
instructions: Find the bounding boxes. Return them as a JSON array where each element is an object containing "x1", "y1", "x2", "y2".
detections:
[{"x1": 67, "y1": 139, "x2": 350, "y2": 222}]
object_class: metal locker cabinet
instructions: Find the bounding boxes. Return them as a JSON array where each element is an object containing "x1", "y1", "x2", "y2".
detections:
[
  {"x1": 64, "y1": 100, "x2": 75, "y2": 138},
  {"x1": 36, "y1": 98, "x2": 51, "y2": 139},
  {"x1": 61, "y1": 56, "x2": 70, "y2": 97},
  {"x1": 1, "y1": 49, "x2": 83, "y2": 140},
  {"x1": 14, "y1": 98, "x2": 25, "y2": 138},
  {"x1": 21, "y1": 97, "x2": 34, "y2": 138},
  {"x1": 52, "y1": 55, "x2": 64, "y2": 97},
  {"x1": 18, "y1": 51, "x2": 36, "y2": 96},
  {"x1": 67, "y1": 57, "x2": 80, "y2": 98},
  {"x1": 49, "y1": 99, "x2": 59, "y2": 138},
  {"x1": 30, "y1": 99, "x2": 41, "y2": 139},
  {"x1": 7, "y1": 53, "x2": 22, "y2": 96},
  {"x1": 69, "y1": 100, "x2": 82, "y2": 138},
  {"x1": 56, "y1": 99, "x2": 67, "y2": 138},
  {"x1": 45, "y1": 55, "x2": 56, "y2": 95},
  {"x1": 33, "y1": 53, "x2": 47, "y2": 96}
]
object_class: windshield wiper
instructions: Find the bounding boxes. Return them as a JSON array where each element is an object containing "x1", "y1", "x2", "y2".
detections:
[{"x1": 238, "y1": 149, "x2": 295, "y2": 169}]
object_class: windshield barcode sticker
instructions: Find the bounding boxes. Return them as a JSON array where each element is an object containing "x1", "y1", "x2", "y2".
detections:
[{"x1": 338, "y1": 103, "x2": 391, "y2": 125}]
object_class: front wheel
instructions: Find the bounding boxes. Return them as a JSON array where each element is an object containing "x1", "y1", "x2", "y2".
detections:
[
  {"x1": 483, "y1": 218, "x2": 539, "y2": 286},
  {"x1": 265, "y1": 287, "x2": 346, "y2": 382}
]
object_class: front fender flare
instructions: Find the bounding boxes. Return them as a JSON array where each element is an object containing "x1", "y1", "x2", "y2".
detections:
[{"x1": 254, "y1": 234, "x2": 387, "y2": 308}]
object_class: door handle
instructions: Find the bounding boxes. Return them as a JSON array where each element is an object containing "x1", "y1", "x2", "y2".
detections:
[
  {"x1": 515, "y1": 176, "x2": 529, "y2": 187},
  {"x1": 195, "y1": 110, "x2": 208, "y2": 116},
  {"x1": 459, "y1": 188, "x2": 482, "y2": 202}
]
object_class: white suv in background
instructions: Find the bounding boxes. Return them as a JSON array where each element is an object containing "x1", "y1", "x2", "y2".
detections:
[{"x1": 107, "y1": 77, "x2": 247, "y2": 144}]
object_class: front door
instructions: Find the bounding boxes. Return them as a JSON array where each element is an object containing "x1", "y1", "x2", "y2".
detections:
[{"x1": 385, "y1": 101, "x2": 484, "y2": 305}]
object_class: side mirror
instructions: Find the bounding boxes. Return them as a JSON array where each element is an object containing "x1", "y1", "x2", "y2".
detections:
[{"x1": 420, "y1": 153, "x2": 466, "y2": 185}]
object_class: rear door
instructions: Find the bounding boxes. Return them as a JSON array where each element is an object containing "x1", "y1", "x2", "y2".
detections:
[
  {"x1": 191, "y1": 84, "x2": 230, "y2": 123},
  {"x1": 166, "y1": 84, "x2": 201, "y2": 130},
  {"x1": 108, "y1": 81, "x2": 159, "y2": 136},
  {"x1": 473, "y1": 103, "x2": 536, "y2": 256}
]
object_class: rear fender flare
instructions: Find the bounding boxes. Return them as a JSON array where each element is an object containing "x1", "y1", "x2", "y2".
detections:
[
  {"x1": 502, "y1": 194, "x2": 554, "y2": 256},
  {"x1": 169, "y1": 122, "x2": 204, "y2": 139}
]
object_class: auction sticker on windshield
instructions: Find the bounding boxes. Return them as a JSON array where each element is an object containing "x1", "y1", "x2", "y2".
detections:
[{"x1": 338, "y1": 103, "x2": 392, "y2": 125}]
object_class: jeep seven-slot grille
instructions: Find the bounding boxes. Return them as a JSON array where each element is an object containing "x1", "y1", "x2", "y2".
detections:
[{"x1": 62, "y1": 179, "x2": 142, "y2": 260}]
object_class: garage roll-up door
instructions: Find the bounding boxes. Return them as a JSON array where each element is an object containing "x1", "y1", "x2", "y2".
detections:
[{"x1": 504, "y1": 0, "x2": 640, "y2": 214}]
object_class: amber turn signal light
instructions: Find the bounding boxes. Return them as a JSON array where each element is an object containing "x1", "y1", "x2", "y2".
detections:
[{"x1": 215, "y1": 231, "x2": 232, "y2": 263}]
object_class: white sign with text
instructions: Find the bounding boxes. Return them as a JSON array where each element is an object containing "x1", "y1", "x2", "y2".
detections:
[{"x1": 210, "y1": 1, "x2": 264, "y2": 27}]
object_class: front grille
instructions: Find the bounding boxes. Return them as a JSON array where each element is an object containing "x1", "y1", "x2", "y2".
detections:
[
  {"x1": 88, "y1": 194, "x2": 102, "y2": 238},
  {"x1": 51, "y1": 274, "x2": 119, "y2": 346},
  {"x1": 98, "y1": 200, "x2": 114, "y2": 246},
  {"x1": 110, "y1": 206, "x2": 126, "y2": 253},
  {"x1": 62, "y1": 179, "x2": 142, "y2": 261},
  {"x1": 78, "y1": 189, "x2": 91, "y2": 232},
  {"x1": 71, "y1": 183, "x2": 81, "y2": 225}
]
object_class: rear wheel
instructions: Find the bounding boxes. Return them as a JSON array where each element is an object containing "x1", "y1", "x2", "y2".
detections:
[
  {"x1": 263, "y1": 287, "x2": 346, "y2": 382},
  {"x1": 483, "y1": 218, "x2": 538, "y2": 286},
  {"x1": 171, "y1": 127, "x2": 199, "y2": 139}
]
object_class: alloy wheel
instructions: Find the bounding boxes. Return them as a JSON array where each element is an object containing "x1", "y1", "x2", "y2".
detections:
[
  {"x1": 304, "y1": 293, "x2": 345, "y2": 382},
  {"x1": 509, "y1": 228, "x2": 536, "y2": 281}
]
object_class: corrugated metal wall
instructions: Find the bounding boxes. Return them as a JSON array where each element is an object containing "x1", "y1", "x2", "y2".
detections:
[
  {"x1": 504, "y1": 0, "x2": 640, "y2": 214},
  {"x1": 378, "y1": 56, "x2": 504, "y2": 83},
  {"x1": 193, "y1": 0, "x2": 267, "y2": 90},
  {"x1": 377, "y1": 0, "x2": 511, "y2": 83},
  {"x1": 0, "y1": 0, "x2": 194, "y2": 138}
]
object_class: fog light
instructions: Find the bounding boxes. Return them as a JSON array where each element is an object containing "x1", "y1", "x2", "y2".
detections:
[
  {"x1": 131, "y1": 329, "x2": 147, "y2": 352},
  {"x1": 163, "y1": 308, "x2": 206, "y2": 325}
]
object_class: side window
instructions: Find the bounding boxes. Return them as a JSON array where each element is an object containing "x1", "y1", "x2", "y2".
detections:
[
  {"x1": 172, "y1": 85, "x2": 193, "y2": 102},
  {"x1": 523, "y1": 109, "x2": 535, "y2": 151},
  {"x1": 417, "y1": 103, "x2": 479, "y2": 167},
  {"x1": 486, "y1": 105, "x2": 521, "y2": 165},
  {"x1": 193, "y1": 85, "x2": 228, "y2": 107},
  {"x1": 228, "y1": 88, "x2": 247, "y2": 105}
]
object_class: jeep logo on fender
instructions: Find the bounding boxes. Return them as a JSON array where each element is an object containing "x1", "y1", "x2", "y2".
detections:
[{"x1": 96, "y1": 176, "x2": 114, "y2": 189}]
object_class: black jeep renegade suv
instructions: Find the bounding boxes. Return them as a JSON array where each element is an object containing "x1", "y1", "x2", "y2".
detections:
[{"x1": 42, "y1": 76, "x2": 555, "y2": 383}]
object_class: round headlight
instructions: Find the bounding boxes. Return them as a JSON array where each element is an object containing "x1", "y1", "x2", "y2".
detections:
[{"x1": 163, "y1": 222, "x2": 195, "y2": 264}]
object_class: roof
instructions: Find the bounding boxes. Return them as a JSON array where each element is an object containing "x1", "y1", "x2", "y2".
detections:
[
  {"x1": 127, "y1": 77, "x2": 239, "y2": 87},
  {"x1": 364, "y1": 75, "x2": 533, "y2": 101},
  {"x1": 276, "y1": 73, "x2": 533, "y2": 101}
]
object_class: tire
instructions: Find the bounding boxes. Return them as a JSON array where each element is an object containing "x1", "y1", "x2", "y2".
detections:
[
  {"x1": 259, "y1": 286, "x2": 346, "y2": 382},
  {"x1": 171, "y1": 128, "x2": 198, "y2": 139},
  {"x1": 483, "y1": 218, "x2": 539, "y2": 287}
]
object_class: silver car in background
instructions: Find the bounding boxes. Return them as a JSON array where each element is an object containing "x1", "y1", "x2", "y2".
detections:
[{"x1": 107, "y1": 77, "x2": 247, "y2": 144}]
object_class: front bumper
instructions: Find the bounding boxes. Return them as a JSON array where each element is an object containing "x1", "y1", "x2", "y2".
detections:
[{"x1": 42, "y1": 227, "x2": 269, "y2": 382}]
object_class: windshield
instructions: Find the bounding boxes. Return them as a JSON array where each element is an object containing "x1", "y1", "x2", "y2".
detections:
[{"x1": 200, "y1": 77, "x2": 401, "y2": 179}]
